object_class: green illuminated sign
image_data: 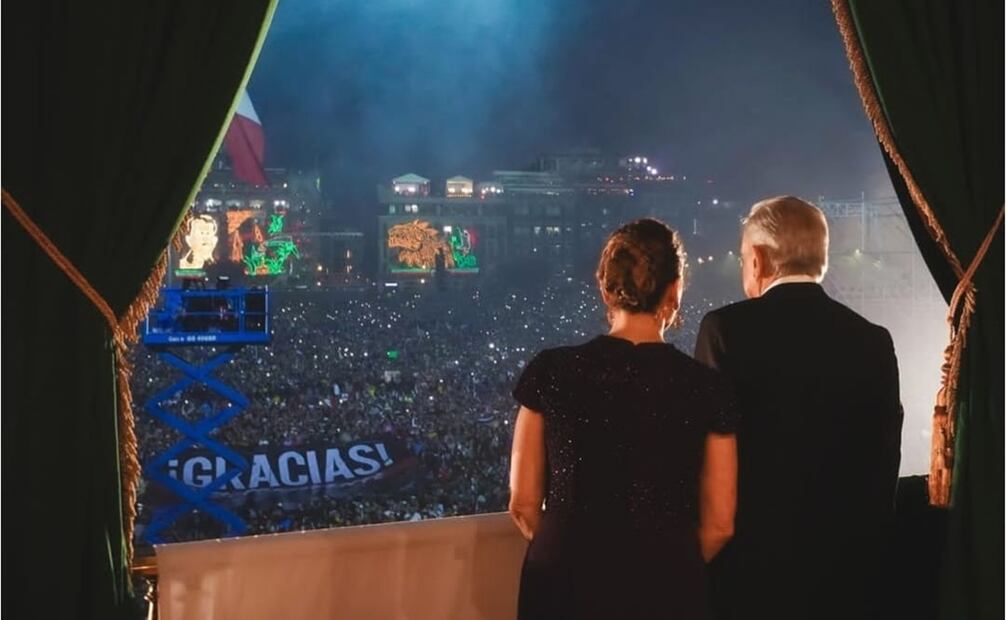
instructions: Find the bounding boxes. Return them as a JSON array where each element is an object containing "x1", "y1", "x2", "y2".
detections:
[
  {"x1": 268, "y1": 213, "x2": 285, "y2": 235},
  {"x1": 244, "y1": 239, "x2": 300, "y2": 276},
  {"x1": 449, "y1": 227, "x2": 478, "y2": 270}
]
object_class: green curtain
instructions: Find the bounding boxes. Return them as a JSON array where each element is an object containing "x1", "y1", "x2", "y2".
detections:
[
  {"x1": 1, "y1": 2, "x2": 276, "y2": 618},
  {"x1": 842, "y1": 2, "x2": 1004, "y2": 619}
]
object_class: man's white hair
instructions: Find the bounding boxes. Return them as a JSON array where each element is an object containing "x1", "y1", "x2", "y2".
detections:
[{"x1": 743, "y1": 196, "x2": 829, "y2": 279}]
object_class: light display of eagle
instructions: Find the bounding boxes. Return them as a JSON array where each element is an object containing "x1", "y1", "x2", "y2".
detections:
[{"x1": 387, "y1": 220, "x2": 455, "y2": 269}]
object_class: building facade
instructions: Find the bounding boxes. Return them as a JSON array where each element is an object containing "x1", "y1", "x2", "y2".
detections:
[
  {"x1": 377, "y1": 152, "x2": 731, "y2": 282},
  {"x1": 177, "y1": 164, "x2": 367, "y2": 287}
]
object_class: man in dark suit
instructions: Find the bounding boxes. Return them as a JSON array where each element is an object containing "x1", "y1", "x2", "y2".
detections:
[{"x1": 695, "y1": 196, "x2": 903, "y2": 619}]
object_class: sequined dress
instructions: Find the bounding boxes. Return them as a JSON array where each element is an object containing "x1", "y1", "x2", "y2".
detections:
[{"x1": 512, "y1": 335, "x2": 737, "y2": 619}]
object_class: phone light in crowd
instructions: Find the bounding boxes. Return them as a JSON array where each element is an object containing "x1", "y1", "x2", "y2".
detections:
[
  {"x1": 697, "y1": 257, "x2": 705, "y2": 265},
  {"x1": 420, "y1": 278, "x2": 426, "y2": 284},
  {"x1": 712, "y1": 198, "x2": 719, "y2": 205}
]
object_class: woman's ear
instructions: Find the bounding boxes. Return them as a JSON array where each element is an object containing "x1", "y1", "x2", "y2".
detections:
[
  {"x1": 662, "y1": 278, "x2": 683, "y2": 310},
  {"x1": 670, "y1": 278, "x2": 683, "y2": 308},
  {"x1": 599, "y1": 286, "x2": 614, "y2": 307}
]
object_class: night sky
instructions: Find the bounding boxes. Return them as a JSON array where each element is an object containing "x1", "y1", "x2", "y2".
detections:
[{"x1": 248, "y1": 0, "x2": 893, "y2": 219}]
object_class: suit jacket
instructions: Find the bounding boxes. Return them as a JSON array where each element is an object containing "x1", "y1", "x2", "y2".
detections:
[{"x1": 694, "y1": 283, "x2": 903, "y2": 620}]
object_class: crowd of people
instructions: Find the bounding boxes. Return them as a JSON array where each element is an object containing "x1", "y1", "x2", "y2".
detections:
[{"x1": 130, "y1": 266, "x2": 740, "y2": 549}]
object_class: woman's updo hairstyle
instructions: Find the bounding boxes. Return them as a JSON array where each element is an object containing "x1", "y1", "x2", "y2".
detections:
[{"x1": 596, "y1": 218, "x2": 686, "y2": 314}]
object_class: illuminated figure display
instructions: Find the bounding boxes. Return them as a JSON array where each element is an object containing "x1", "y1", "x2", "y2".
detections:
[
  {"x1": 388, "y1": 220, "x2": 455, "y2": 269},
  {"x1": 244, "y1": 238, "x2": 299, "y2": 276},
  {"x1": 267, "y1": 213, "x2": 285, "y2": 235},
  {"x1": 448, "y1": 226, "x2": 478, "y2": 269},
  {"x1": 227, "y1": 210, "x2": 265, "y2": 264},
  {"x1": 178, "y1": 214, "x2": 219, "y2": 270},
  {"x1": 223, "y1": 209, "x2": 299, "y2": 276},
  {"x1": 387, "y1": 220, "x2": 479, "y2": 271}
]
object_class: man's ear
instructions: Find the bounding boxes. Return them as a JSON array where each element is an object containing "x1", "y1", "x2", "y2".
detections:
[{"x1": 752, "y1": 245, "x2": 774, "y2": 280}]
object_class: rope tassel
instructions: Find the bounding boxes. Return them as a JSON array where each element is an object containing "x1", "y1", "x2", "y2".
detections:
[
  {"x1": 831, "y1": 0, "x2": 1004, "y2": 507},
  {"x1": 3, "y1": 187, "x2": 179, "y2": 565}
]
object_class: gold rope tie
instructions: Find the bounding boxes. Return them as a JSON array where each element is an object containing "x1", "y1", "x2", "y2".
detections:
[
  {"x1": 830, "y1": 0, "x2": 997, "y2": 507},
  {"x1": 2, "y1": 187, "x2": 143, "y2": 565},
  {"x1": 931, "y1": 205, "x2": 1005, "y2": 503},
  {"x1": 947, "y1": 206, "x2": 1003, "y2": 322},
  {"x1": 2, "y1": 189, "x2": 119, "y2": 327}
]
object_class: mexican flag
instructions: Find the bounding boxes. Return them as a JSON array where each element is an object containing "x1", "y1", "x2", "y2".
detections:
[{"x1": 224, "y1": 90, "x2": 268, "y2": 186}]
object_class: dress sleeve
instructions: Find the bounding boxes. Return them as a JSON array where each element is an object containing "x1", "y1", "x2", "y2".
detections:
[
  {"x1": 512, "y1": 350, "x2": 552, "y2": 414},
  {"x1": 708, "y1": 373, "x2": 740, "y2": 435}
]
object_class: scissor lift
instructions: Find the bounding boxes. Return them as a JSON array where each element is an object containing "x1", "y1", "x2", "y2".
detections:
[{"x1": 140, "y1": 286, "x2": 270, "y2": 543}]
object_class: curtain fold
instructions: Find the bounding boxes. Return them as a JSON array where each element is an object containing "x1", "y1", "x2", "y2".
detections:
[
  {"x1": 832, "y1": 1, "x2": 1003, "y2": 619},
  {"x1": 2, "y1": 2, "x2": 276, "y2": 617}
]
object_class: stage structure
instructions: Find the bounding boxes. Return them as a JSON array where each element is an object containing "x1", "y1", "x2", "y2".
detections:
[
  {"x1": 818, "y1": 196, "x2": 944, "y2": 311},
  {"x1": 140, "y1": 286, "x2": 271, "y2": 543}
]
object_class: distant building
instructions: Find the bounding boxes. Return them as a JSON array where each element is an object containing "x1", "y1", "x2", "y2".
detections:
[
  {"x1": 376, "y1": 150, "x2": 733, "y2": 282},
  {"x1": 194, "y1": 165, "x2": 322, "y2": 214},
  {"x1": 177, "y1": 163, "x2": 323, "y2": 284},
  {"x1": 445, "y1": 176, "x2": 474, "y2": 198},
  {"x1": 392, "y1": 173, "x2": 431, "y2": 197},
  {"x1": 378, "y1": 177, "x2": 507, "y2": 280},
  {"x1": 310, "y1": 230, "x2": 365, "y2": 285}
]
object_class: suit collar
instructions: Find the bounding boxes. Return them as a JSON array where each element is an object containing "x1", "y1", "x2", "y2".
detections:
[
  {"x1": 760, "y1": 281, "x2": 826, "y2": 300},
  {"x1": 762, "y1": 274, "x2": 820, "y2": 294}
]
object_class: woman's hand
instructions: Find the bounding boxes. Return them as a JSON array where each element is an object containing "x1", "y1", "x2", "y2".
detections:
[
  {"x1": 508, "y1": 406, "x2": 546, "y2": 541},
  {"x1": 698, "y1": 432, "x2": 737, "y2": 561}
]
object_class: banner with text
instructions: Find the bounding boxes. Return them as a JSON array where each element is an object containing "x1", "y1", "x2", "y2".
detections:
[{"x1": 144, "y1": 438, "x2": 416, "y2": 509}]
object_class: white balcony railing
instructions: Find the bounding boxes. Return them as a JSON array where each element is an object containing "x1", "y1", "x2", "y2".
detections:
[{"x1": 154, "y1": 512, "x2": 527, "y2": 620}]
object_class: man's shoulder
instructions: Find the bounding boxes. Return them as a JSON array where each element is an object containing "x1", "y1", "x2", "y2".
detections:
[
  {"x1": 699, "y1": 290, "x2": 892, "y2": 347},
  {"x1": 820, "y1": 295, "x2": 893, "y2": 343},
  {"x1": 700, "y1": 297, "x2": 763, "y2": 329}
]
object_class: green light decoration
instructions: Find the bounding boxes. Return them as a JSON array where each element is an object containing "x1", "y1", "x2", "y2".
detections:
[
  {"x1": 386, "y1": 350, "x2": 399, "y2": 360},
  {"x1": 268, "y1": 213, "x2": 285, "y2": 236},
  {"x1": 448, "y1": 227, "x2": 478, "y2": 270},
  {"x1": 243, "y1": 238, "x2": 300, "y2": 276},
  {"x1": 174, "y1": 267, "x2": 206, "y2": 277}
]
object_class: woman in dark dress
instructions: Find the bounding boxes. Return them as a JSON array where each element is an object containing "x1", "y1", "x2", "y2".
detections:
[{"x1": 508, "y1": 219, "x2": 738, "y2": 619}]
